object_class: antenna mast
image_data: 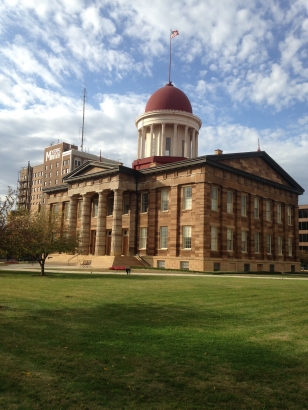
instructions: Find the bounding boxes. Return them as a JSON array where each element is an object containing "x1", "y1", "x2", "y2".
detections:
[{"x1": 81, "y1": 87, "x2": 87, "y2": 152}]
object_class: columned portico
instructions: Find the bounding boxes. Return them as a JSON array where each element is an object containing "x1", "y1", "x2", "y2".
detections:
[{"x1": 110, "y1": 189, "x2": 124, "y2": 256}]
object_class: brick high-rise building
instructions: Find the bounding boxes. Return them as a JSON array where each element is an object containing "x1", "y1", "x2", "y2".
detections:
[
  {"x1": 299, "y1": 204, "x2": 308, "y2": 252},
  {"x1": 17, "y1": 142, "x2": 121, "y2": 210}
]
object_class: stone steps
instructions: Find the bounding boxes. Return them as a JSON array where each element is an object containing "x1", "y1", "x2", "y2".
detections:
[{"x1": 45, "y1": 254, "x2": 148, "y2": 269}]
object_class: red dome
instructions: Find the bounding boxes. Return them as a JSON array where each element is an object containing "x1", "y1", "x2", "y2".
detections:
[{"x1": 145, "y1": 83, "x2": 192, "y2": 113}]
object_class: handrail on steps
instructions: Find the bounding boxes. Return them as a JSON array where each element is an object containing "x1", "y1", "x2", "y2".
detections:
[
  {"x1": 68, "y1": 254, "x2": 79, "y2": 265},
  {"x1": 135, "y1": 254, "x2": 152, "y2": 267}
]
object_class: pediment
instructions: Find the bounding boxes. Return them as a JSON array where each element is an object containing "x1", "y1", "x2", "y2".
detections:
[
  {"x1": 219, "y1": 156, "x2": 290, "y2": 186},
  {"x1": 207, "y1": 152, "x2": 304, "y2": 193},
  {"x1": 63, "y1": 160, "x2": 119, "y2": 181}
]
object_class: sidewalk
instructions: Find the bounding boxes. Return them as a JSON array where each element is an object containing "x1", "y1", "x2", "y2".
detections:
[{"x1": 1, "y1": 263, "x2": 308, "y2": 280}]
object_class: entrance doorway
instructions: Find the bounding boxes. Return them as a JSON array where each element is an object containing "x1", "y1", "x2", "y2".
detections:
[
  {"x1": 106, "y1": 230, "x2": 112, "y2": 255},
  {"x1": 89, "y1": 230, "x2": 96, "y2": 255},
  {"x1": 122, "y1": 230, "x2": 129, "y2": 255}
]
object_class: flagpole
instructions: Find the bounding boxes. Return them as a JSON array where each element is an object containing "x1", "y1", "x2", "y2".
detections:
[{"x1": 168, "y1": 29, "x2": 172, "y2": 84}]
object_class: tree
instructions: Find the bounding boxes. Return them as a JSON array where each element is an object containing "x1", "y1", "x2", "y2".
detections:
[
  {"x1": 0, "y1": 187, "x2": 16, "y2": 256},
  {"x1": 299, "y1": 250, "x2": 308, "y2": 268},
  {"x1": 4, "y1": 209, "x2": 79, "y2": 276}
]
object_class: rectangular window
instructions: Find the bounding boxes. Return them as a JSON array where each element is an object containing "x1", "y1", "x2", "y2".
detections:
[
  {"x1": 211, "y1": 187, "x2": 218, "y2": 211},
  {"x1": 255, "y1": 232, "x2": 260, "y2": 253},
  {"x1": 141, "y1": 193, "x2": 148, "y2": 213},
  {"x1": 180, "y1": 261, "x2": 189, "y2": 270},
  {"x1": 92, "y1": 199, "x2": 98, "y2": 217},
  {"x1": 270, "y1": 264, "x2": 275, "y2": 272},
  {"x1": 299, "y1": 210, "x2": 308, "y2": 218},
  {"x1": 266, "y1": 201, "x2": 271, "y2": 221},
  {"x1": 64, "y1": 202, "x2": 70, "y2": 220},
  {"x1": 123, "y1": 195, "x2": 129, "y2": 214},
  {"x1": 182, "y1": 140, "x2": 185, "y2": 157},
  {"x1": 287, "y1": 207, "x2": 292, "y2": 225},
  {"x1": 227, "y1": 191, "x2": 233, "y2": 214},
  {"x1": 78, "y1": 201, "x2": 82, "y2": 218},
  {"x1": 254, "y1": 197, "x2": 259, "y2": 219},
  {"x1": 241, "y1": 195, "x2": 247, "y2": 216},
  {"x1": 107, "y1": 197, "x2": 114, "y2": 216},
  {"x1": 278, "y1": 236, "x2": 283, "y2": 255},
  {"x1": 183, "y1": 186, "x2": 192, "y2": 210},
  {"x1": 165, "y1": 137, "x2": 171, "y2": 155},
  {"x1": 139, "y1": 227, "x2": 147, "y2": 249},
  {"x1": 56, "y1": 162, "x2": 59, "y2": 168},
  {"x1": 277, "y1": 203, "x2": 282, "y2": 223},
  {"x1": 182, "y1": 226, "x2": 192, "y2": 249},
  {"x1": 214, "y1": 262, "x2": 220, "y2": 271},
  {"x1": 161, "y1": 189, "x2": 169, "y2": 211},
  {"x1": 211, "y1": 226, "x2": 218, "y2": 251},
  {"x1": 288, "y1": 238, "x2": 293, "y2": 256},
  {"x1": 157, "y1": 260, "x2": 165, "y2": 268},
  {"x1": 227, "y1": 228, "x2": 233, "y2": 251},
  {"x1": 160, "y1": 226, "x2": 168, "y2": 249},
  {"x1": 267, "y1": 234, "x2": 272, "y2": 254},
  {"x1": 241, "y1": 231, "x2": 247, "y2": 252}
]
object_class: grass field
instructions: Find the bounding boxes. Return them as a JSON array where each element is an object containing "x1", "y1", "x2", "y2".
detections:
[{"x1": 0, "y1": 271, "x2": 308, "y2": 409}]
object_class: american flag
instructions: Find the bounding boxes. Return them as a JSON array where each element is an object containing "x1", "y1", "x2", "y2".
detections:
[{"x1": 171, "y1": 30, "x2": 179, "y2": 38}]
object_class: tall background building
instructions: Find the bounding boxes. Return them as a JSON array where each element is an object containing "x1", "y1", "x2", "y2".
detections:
[{"x1": 17, "y1": 142, "x2": 121, "y2": 210}]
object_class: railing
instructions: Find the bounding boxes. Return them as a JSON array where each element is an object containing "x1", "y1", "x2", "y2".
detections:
[
  {"x1": 68, "y1": 254, "x2": 79, "y2": 265},
  {"x1": 135, "y1": 254, "x2": 152, "y2": 267}
]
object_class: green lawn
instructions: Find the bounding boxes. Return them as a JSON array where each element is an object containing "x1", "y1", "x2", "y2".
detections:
[{"x1": 0, "y1": 271, "x2": 308, "y2": 409}]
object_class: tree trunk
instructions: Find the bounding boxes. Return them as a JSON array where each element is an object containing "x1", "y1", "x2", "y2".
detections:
[{"x1": 40, "y1": 259, "x2": 45, "y2": 276}]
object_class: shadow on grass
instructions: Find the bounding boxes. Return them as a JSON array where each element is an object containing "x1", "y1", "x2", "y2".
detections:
[
  {"x1": 0, "y1": 270, "x2": 175, "y2": 281},
  {"x1": 1, "y1": 301, "x2": 307, "y2": 410}
]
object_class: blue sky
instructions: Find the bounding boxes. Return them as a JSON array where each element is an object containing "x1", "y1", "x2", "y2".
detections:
[{"x1": 1, "y1": 0, "x2": 308, "y2": 203}]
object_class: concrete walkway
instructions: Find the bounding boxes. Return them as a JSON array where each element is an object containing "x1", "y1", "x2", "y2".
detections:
[{"x1": 1, "y1": 262, "x2": 308, "y2": 281}]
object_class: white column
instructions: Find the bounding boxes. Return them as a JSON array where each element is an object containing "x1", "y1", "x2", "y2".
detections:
[
  {"x1": 184, "y1": 126, "x2": 188, "y2": 157},
  {"x1": 157, "y1": 125, "x2": 161, "y2": 156},
  {"x1": 142, "y1": 126, "x2": 146, "y2": 157},
  {"x1": 150, "y1": 124, "x2": 154, "y2": 156},
  {"x1": 137, "y1": 130, "x2": 141, "y2": 159},
  {"x1": 162, "y1": 123, "x2": 166, "y2": 156},
  {"x1": 192, "y1": 130, "x2": 196, "y2": 158},
  {"x1": 173, "y1": 123, "x2": 178, "y2": 156}
]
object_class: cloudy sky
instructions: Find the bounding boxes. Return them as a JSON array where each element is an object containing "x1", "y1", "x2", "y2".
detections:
[{"x1": 1, "y1": 0, "x2": 308, "y2": 203}]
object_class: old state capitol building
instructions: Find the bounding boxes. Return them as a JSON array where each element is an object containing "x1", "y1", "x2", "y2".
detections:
[{"x1": 41, "y1": 83, "x2": 304, "y2": 272}]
